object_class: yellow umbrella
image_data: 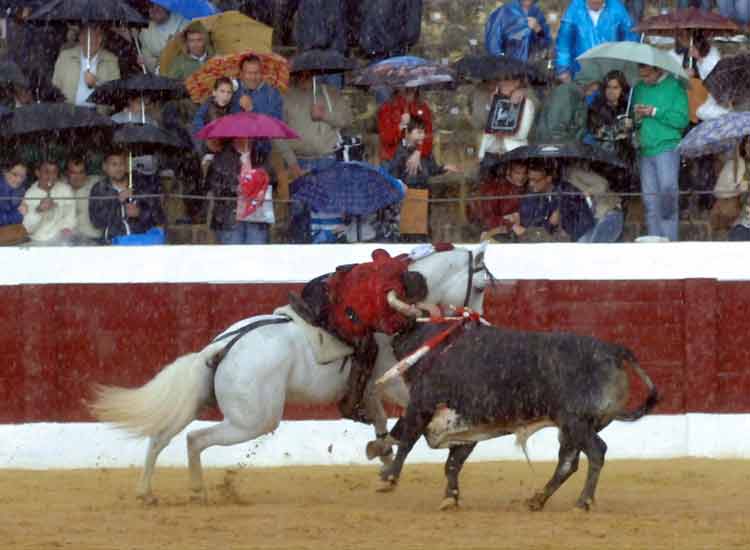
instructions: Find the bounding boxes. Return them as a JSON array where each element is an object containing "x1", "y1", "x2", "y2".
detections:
[{"x1": 159, "y1": 10, "x2": 273, "y2": 76}]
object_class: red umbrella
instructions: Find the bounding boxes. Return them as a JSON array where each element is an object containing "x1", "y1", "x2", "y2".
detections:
[
  {"x1": 195, "y1": 112, "x2": 300, "y2": 140},
  {"x1": 633, "y1": 8, "x2": 740, "y2": 35}
]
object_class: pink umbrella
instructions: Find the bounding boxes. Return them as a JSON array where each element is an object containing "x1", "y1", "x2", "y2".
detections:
[{"x1": 195, "y1": 112, "x2": 300, "y2": 140}]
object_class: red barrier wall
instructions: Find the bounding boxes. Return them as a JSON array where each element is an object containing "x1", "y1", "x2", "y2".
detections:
[{"x1": 2, "y1": 279, "x2": 750, "y2": 423}]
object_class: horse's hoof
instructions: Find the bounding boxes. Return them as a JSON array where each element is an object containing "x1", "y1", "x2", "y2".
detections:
[
  {"x1": 574, "y1": 498, "x2": 594, "y2": 512},
  {"x1": 367, "y1": 439, "x2": 393, "y2": 461},
  {"x1": 439, "y1": 497, "x2": 459, "y2": 511},
  {"x1": 136, "y1": 494, "x2": 158, "y2": 506},
  {"x1": 525, "y1": 493, "x2": 546, "y2": 512},
  {"x1": 375, "y1": 478, "x2": 397, "y2": 493}
]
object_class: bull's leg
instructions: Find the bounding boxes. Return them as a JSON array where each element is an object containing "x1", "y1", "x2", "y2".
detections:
[
  {"x1": 575, "y1": 433, "x2": 607, "y2": 511},
  {"x1": 440, "y1": 443, "x2": 477, "y2": 511},
  {"x1": 526, "y1": 427, "x2": 580, "y2": 512},
  {"x1": 363, "y1": 383, "x2": 394, "y2": 468},
  {"x1": 376, "y1": 408, "x2": 427, "y2": 493}
]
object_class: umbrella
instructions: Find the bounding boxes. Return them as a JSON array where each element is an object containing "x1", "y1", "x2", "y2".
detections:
[
  {"x1": 150, "y1": 0, "x2": 217, "y2": 20},
  {"x1": 0, "y1": 102, "x2": 114, "y2": 138},
  {"x1": 633, "y1": 8, "x2": 740, "y2": 35},
  {"x1": 703, "y1": 54, "x2": 750, "y2": 108},
  {"x1": 194, "y1": 112, "x2": 300, "y2": 140},
  {"x1": 454, "y1": 54, "x2": 547, "y2": 86},
  {"x1": 0, "y1": 58, "x2": 28, "y2": 88},
  {"x1": 185, "y1": 49, "x2": 289, "y2": 103},
  {"x1": 112, "y1": 123, "x2": 187, "y2": 190},
  {"x1": 678, "y1": 112, "x2": 750, "y2": 158},
  {"x1": 28, "y1": 0, "x2": 148, "y2": 25},
  {"x1": 575, "y1": 57, "x2": 641, "y2": 88},
  {"x1": 498, "y1": 143, "x2": 628, "y2": 169},
  {"x1": 290, "y1": 162, "x2": 406, "y2": 216},
  {"x1": 159, "y1": 10, "x2": 273, "y2": 75},
  {"x1": 577, "y1": 43, "x2": 689, "y2": 80},
  {"x1": 88, "y1": 74, "x2": 188, "y2": 107},
  {"x1": 350, "y1": 56, "x2": 455, "y2": 90},
  {"x1": 290, "y1": 49, "x2": 358, "y2": 74}
]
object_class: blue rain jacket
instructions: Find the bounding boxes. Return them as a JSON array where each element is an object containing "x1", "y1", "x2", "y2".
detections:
[
  {"x1": 485, "y1": 0, "x2": 551, "y2": 62},
  {"x1": 555, "y1": 0, "x2": 637, "y2": 76}
]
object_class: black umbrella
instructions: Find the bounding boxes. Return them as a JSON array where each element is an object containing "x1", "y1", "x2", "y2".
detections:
[
  {"x1": 0, "y1": 0, "x2": 45, "y2": 10},
  {"x1": 28, "y1": 0, "x2": 148, "y2": 25},
  {"x1": 703, "y1": 54, "x2": 750, "y2": 108},
  {"x1": 0, "y1": 58, "x2": 28, "y2": 88},
  {"x1": 88, "y1": 74, "x2": 188, "y2": 108},
  {"x1": 113, "y1": 123, "x2": 186, "y2": 154},
  {"x1": 454, "y1": 55, "x2": 547, "y2": 86},
  {"x1": 0, "y1": 102, "x2": 114, "y2": 138},
  {"x1": 498, "y1": 143, "x2": 627, "y2": 169},
  {"x1": 290, "y1": 49, "x2": 358, "y2": 74}
]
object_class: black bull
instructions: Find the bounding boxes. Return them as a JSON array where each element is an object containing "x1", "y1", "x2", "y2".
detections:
[{"x1": 379, "y1": 322, "x2": 659, "y2": 511}]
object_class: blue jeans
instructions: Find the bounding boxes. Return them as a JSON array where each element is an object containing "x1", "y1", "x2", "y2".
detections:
[
  {"x1": 578, "y1": 209, "x2": 624, "y2": 243},
  {"x1": 639, "y1": 149, "x2": 680, "y2": 241},
  {"x1": 216, "y1": 222, "x2": 270, "y2": 244},
  {"x1": 717, "y1": 0, "x2": 750, "y2": 24}
]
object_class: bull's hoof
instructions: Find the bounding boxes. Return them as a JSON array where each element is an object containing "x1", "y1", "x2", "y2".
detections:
[
  {"x1": 439, "y1": 496, "x2": 459, "y2": 511},
  {"x1": 525, "y1": 493, "x2": 546, "y2": 512},
  {"x1": 574, "y1": 498, "x2": 594, "y2": 512},
  {"x1": 375, "y1": 476, "x2": 398, "y2": 493},
  {"x1": 136, "y1": 493, "x2": 158, "y2": 506}
]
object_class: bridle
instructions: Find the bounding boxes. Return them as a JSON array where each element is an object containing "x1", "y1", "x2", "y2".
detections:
[{"x1": 462, "y1": 249, "x2": 495, "y2": 309}]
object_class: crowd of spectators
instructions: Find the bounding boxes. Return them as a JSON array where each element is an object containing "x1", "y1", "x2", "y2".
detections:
[{"x1": 1, "y1": 0, "x2": 750, "y2": 247}]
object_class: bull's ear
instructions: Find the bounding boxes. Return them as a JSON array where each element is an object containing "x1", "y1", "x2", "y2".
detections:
[{"x1": 475, "y1": 240, "x2": 489, "y2": 265}]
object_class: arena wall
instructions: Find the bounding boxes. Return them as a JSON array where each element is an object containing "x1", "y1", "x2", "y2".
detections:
[{"x1": 2, "y1": 243, "x2": 750, "y2": 467}]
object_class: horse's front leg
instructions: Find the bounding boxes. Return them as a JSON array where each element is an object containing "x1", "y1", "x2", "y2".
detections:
[{"x1": 363, "y1": 381, "x2": 395, "y2": 468}]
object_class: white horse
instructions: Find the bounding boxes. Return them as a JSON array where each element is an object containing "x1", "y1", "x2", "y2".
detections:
[{"x1": 91, "y1": 243, "x2": 491, "y2": 504}]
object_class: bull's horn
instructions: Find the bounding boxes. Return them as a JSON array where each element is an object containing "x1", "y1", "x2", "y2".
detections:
[{"x1": 387, "y1": 290, "x2": 419, "y2": 317}]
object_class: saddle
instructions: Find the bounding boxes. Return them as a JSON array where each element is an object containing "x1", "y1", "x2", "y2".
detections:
[{"x1": 275, "y1": 303, "x2": 354, "y2": 365}]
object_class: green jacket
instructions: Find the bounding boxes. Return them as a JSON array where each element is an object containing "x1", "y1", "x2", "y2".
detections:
[
  {"x1": 164, "y1": 21, "x2": 215, "y2": 80},
  {"x1": 532, "y1": 82, "x2": 586, "y2": 144},
  {"x1": 632, "y1": 75, "x2": 688, "y2": 158}
]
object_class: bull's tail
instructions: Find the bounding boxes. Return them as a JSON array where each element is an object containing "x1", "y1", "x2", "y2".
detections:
[
  {"x1": 89, "y1": 341, "x2": 226, "y2": 439},
  {"x1": 615, "y1": 347, "x2": 660, "y2": 422}
]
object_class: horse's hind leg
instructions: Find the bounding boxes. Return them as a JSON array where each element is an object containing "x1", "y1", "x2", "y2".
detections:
[
  {"x1": 135, "y1": 430, "x2": 175, "y2": 505},
  {"x1": 186, "y1": 420, "x2": 265, "y2": 503}
]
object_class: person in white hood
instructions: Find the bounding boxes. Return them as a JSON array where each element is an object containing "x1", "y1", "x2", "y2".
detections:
[{"x1": 139, "y1": 2, "x2": 188, "y2": 74}]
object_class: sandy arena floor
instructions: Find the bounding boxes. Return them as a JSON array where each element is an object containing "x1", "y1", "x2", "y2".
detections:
[{"x1": 2, "y1": 460, "x2": 749, "y2": 550}]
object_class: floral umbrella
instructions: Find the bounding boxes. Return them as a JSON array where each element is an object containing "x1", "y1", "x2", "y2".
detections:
[{"x1": 678, "y1": 112, "x2": 750, "y2": 158}]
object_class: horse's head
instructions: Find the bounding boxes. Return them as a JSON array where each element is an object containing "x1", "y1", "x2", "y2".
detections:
[{"x1": 408, "y1": 241, "x2": 494, "y2": 314}]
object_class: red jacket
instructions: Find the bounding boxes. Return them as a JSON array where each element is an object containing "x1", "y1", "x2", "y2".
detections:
[
  {"x1": 327, "y1": 249, "x2": 411, "y2": 343},
  {"x1": 377, "y1": 94, "x2": 433, "y2": 161},
  {"x1": 467, "y1": 176, "x2": 523, "y2": 231}
]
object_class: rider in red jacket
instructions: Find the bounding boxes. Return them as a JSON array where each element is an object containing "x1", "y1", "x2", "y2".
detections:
[{"x1": 294, "y1": 248, "x2": 431, "y2": 422}]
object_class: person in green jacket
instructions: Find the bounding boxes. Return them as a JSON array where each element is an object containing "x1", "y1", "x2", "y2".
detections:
[
  {"x1": 632, "y1": 64, "x2": 689, "y2": 241},
  {"x1": 164, "y1": 21, "x2": 214, "y2": 81}
]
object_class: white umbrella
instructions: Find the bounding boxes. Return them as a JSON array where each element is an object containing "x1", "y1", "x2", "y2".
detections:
[{"x1": 577, "y1": 42, "x2": 689, "y2": 81}]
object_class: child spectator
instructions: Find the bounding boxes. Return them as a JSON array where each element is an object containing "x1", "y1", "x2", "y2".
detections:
[
  {"x1": 89, "y1": 148, "x2": 165, "y2": 243},
  {"x1": 388, "y1": 116, "x2": 458, "y2": 190},
  {"x1": 192, "y1": 76, "x2": 235, "y2": 167},
  {"x1": 21, "y1": 158, "x2": 77, "y2": 245}
]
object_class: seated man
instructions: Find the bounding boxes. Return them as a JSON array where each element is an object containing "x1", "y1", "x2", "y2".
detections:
[
  {"x1": 52, "y1": 24, "x2": 120, "y2": 106},
  {"x1": 138, "y1": 2, "x2": 188, "y2": 74},
  {"x1": 164, "y1": 21, "x2": 214, "y2": 80},
  {"x1": 89, "y1": 148, "x2": 165, "y2": 244},
  {"x1": 21, "y1": 158, "x2": 77, "y2": 245},
  {"x1": 65, "y1": 155, "x2": 102, "y2": 244},
  {"x1": 509, "y1": 159, "x2": 594, "y2": 242},
  {"x1": 468, "y1": 159, "x2": 528, "y2": 241}
]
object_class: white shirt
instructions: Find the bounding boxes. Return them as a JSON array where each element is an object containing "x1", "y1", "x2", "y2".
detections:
[
  {"x1": 588, "y1": 7, "x2": 603, "y2": 26},
  {"x1": 75, "y1": 49, "x2": 99, "y2": 106},
  {"x1": 22, "y1": 180, "x2": 77, "y2": 242}
]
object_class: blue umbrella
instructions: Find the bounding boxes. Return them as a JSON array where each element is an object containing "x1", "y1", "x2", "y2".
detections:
[
  {"x1": 678, "y1": 112, "x2": 750, "y2": 158},
  {"x1": 291, "y1": 162, "x2": 406, "y2": 215},
  {"x1": 151, "y1": 0, "x2": 217, "y2": 20}
]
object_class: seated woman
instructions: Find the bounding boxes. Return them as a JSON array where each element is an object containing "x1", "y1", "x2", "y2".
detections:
[
  {"x1": 711, "y1": 135, "x2": 750, "y2": 232},
  {"x1": 586, "y1": 70, "x2": 635, "y2": 193},
  {"x1": 467, "y1": 159, "x2": 528, "y2": 241}
]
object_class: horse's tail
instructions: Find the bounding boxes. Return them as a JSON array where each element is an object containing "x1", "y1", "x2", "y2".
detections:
[{"x1": 89, "y1": 342, "x2": 225, "y2": 439}]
